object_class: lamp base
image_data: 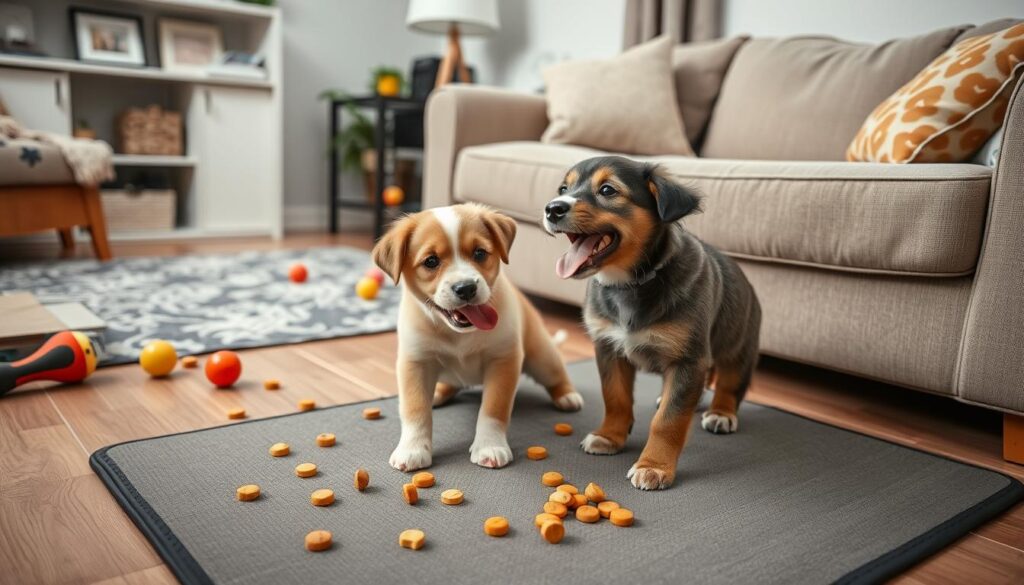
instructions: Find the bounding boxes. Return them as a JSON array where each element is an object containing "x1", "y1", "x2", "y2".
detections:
[{"x1": 435, "y1": 24, "x2": 471, "y2": 88}]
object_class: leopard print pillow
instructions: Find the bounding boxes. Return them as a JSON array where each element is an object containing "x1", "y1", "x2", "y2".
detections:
[{"x1": 847, "y1": 23, "x2": 1024, "y2": 163}]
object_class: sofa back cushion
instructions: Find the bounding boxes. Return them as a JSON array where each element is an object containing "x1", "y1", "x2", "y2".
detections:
[
  {"x1": 671, "y1": 36, "x2": 749, "y2": 148},
  {"x1": 700, "y1": 26, "x2": 966, "y2": 161}
]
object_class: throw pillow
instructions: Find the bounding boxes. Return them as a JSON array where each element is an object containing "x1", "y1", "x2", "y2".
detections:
[
  {"x1": 847, "y1": 23, "x2": 1024, "y2": 163},
  {"x1": 671, "y1": 36, "x2": 750, "y2": 147},
  {"x1": 542, "y1": 35, "x2": 694, "y2": 156}
]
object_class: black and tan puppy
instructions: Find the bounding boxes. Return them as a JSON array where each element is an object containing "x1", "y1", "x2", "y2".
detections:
[{"x1": 544, "y1": 156, "x2": 761, "y2": 490}]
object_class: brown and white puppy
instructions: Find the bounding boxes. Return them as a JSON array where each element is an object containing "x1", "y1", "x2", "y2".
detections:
[
  {"x1": 544, "y1": 156, "x2": 761, "y2": 490},
  {"x1": 373, "y1": 203, "x2": 583, "y2": 471}
]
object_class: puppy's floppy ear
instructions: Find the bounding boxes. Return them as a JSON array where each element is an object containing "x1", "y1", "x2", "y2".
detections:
[
  {"x1": 481, "y1": 210, "x2": 517, "y2": 264},
  {"x1": 644, "y1": 164, "x2": 702, "y2": 223},
  {"x1": 372, "y1": 215, "x2": 416, "y2": 283}
]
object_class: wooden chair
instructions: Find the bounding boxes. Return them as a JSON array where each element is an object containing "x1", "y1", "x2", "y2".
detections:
[{"x1": 0, "y1": 185, "x2": 112, "y2": 260}]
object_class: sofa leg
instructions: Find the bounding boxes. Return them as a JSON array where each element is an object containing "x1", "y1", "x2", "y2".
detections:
[
  {"x1": 81, "y1": 187, "x2": 112, "y2": 261},
  {"x1": 57, "y1": 228, "x2": 75, "y2": 252},
  {"x1": 1004, "y1": 414, "x2": 1024, "y2": 464}
]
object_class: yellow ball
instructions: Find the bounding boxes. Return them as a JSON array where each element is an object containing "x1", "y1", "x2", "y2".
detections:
[
  {"x1": 355, "y1": 276, "x2": 380, "y2": 300},
  {"x1": 140, "y1": 340, "x2": 177, "y2": 377}
]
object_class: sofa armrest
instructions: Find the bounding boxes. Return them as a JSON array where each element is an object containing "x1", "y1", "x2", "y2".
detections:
[
  {"x1": 423, "y1": 85, "x2": 548, "y2": 209},
  {"x1": 956, "y1": 75, "x2": 1024, "y2": 413}
]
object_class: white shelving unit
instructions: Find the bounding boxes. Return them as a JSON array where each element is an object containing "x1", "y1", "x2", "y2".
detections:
[{"x1": 0, "y1": 0, "x2": 283, "y2": 240}]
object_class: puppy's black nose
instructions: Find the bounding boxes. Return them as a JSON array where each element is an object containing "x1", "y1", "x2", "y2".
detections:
[
  {"x1": 545, "y1": 200, "x2": 571, "y2": 223},
  {"x1": 452, "y1": 280, "x2": 478, "y2": 301}
]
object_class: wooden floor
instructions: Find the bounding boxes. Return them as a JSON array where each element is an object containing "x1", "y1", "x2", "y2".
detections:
[{"x1": 1, "y1": 233, "x2": 1023, "y2": 585}]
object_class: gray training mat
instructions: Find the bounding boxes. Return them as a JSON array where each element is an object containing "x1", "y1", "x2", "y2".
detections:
[{"x1": 92, "y1": 361, "x2": 1022, "y2": 585}]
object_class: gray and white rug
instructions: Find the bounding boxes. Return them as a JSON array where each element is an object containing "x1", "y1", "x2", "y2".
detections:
[{"x1": 0, "y1": 247, "x2": 400, "y2": 366}]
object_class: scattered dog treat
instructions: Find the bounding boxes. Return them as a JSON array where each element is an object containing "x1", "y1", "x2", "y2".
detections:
[
  {"x1": 227, "y1": 407, "x2": 246, "y2": 420},
  {"x1": 441, "y1": 489, "x2": 464, "y2": 505},
  {"x1": 540, "y1": 520, "x2": 565, "y2": 544},
  {"x1": 534, "y1": 512, "x2": 563, "y2": 528},
  {"x1": 305, "y1": 530, "x2": 332, "y2": 552},
  {"x1": 362, "y1": 407, "x2": 381, "y2": 420},
  {"x1": 555, "y1": 483, "x2": 578, "y2": 495},
  {"x1": 236, "y1": 484, "x2": 260, "y2": 501},
  {"x1": 609, "y1": 508, "x2": 634, "y2": 527},
  {"x1": 575, "y1": 505, "x2": 600, "y2": 523},
  {"x1": 269, "y1": 442, "x2": 290, "y2": 457},
  {"x1": 526, "y1": 446, "x2": 548, "y2": 460},
  {"x1": 484, "y1": 516, "x2": 509, "y2": 537},
  {"x1": 263, "y1": 379, "x2": 280, "y2": 390},
  {"x1": 295, "y1": 463, "x2": 318, "y2": 478},
  {"x1": 298, "y1": 399, "x2": 316, "y2": 411},
  {"x1": 543, "y1": 501, "x2": 568, "y2": 518},
  {"x1": 316, "y1": 433, "x2": 336, "y2": 447},
  {"x1": 598, "y1": 501, "x2": 620, "y2": 518},
  {"x1": 354, "y1": 469, "x2": 370, "y2": 491},
  {"x1": 181, "y1": 356, "x2": 199, "y2": 368},
  {"x1": 399, "y1": 529, "x2": 426, "y2": 550},
  {"x1": 569, "y1": 493, "x2": 587, "y2": 510},
  {"x1": 412, "y1": 472, "x2": 435, "y2": 488},
  {"x1": 584, "y1": 482, "x2": 606, "y2": 503},
  {"x1": 553, "y1": 423, "x2": 573, "y2": 436},
  {"x1": 548, "y1": 490, "x2": 573, "y2": 505},
  {"x1": 403, "y1": 483, "x2": 419, "y2": 505},
  {"x1": 311, "y1": 489, "x2": 335, "y2": 507},
  {"x1": 541, "y1": 471, "x2": 564, "y2": 487}
]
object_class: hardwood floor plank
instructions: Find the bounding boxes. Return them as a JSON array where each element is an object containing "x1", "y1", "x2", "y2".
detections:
[{"x1": 892, "y1": 533, "x2": 1024, "y2": 585}]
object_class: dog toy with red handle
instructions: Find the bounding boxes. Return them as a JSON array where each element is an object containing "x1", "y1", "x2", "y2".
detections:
[{"x1": 0, "y1": 331, "x2": 97, "y2": 397}]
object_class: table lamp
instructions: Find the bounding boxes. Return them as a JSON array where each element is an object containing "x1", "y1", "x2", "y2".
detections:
[{"x1": 406, "y1": 0, "x2": 500, "y2": 88}]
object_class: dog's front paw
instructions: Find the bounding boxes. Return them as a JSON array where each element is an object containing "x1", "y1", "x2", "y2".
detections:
[
  {"x1": 553, "y1": 391, "x2": 584, "y2": 412},
  {"x1": 701, "y1": 412, "x2": 738, "y2": 434},
  {"x1": 389, "y1": 443, "x2": 432, "y2": 472},
  {"x1": 581, "y1": 432, "x2": 623, "y2": 455},
  {"x1": 469, "y1": 441, "x2": 513, "y2": 469},
  {"x1": 627, "y1": 462, "x2": 674, "y2": 490}
]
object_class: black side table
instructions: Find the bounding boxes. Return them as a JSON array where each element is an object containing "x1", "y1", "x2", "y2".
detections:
[{"x1": 327, "y1": 95, "x2": 425, "y2": 239}]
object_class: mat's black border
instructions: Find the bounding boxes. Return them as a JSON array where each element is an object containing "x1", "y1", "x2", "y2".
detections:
[{"x1": 90, "y1": 371, "x2": 1024, "y2": 585}]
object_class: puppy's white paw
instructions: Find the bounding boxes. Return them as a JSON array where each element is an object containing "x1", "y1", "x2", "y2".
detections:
[
  {"x1": 581, "y1": 432, "x2": 623, "y2": 455},
  {"x1": 469, "y1": 441, "x2": 513, "y2": 469},
  {"x1": 627, "y1": 463, "x2": 673, "y2": 490},
  {"x1": 701, "y1": 412, "x2": 738, "y2": 434},
  {"x1": 389, "y1": 443, "x2": 432, "y2": 472},
  {"x1": 554, "y1": 392, "x2": 584, "y2": 412}
]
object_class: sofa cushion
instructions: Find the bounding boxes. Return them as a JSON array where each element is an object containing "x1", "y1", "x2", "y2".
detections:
[
  {"x1": 672, "y1": 36, "x2": 749, "y2": 147},
  {"x1": 0, "y1": 138, "x2": 74, "y2": 186},
  {"x1": 453, "y1": 141, "x2": 990, "y2": 276},
  {"x1": 700, "y1": 26, "x2": 966, "y2": 161}
]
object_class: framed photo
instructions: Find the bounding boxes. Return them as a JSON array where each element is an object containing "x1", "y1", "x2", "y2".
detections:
[
  {"x1": 158, "y1": 18, "x2": 223, "y2": 74},
  {"x1": 70, "y1": 9, "x2": 146, "y2": 67}
]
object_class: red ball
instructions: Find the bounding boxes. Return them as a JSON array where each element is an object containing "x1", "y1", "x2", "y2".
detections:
[
  {"x1": 289, "y1": 263, "x2": 308, "y2": 283},
  {"x1": 205, "y1": 350, "x2": 242, "y2": 388},
  {"x1": 364, "y1": 267, "x2": 386, "y2": 285}
]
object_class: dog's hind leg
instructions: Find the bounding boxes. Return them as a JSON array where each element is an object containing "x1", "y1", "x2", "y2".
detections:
[
  {"x1": 521, "y1": 301, "x2": 584, "y2": 412},
  {"x1": 432, "y1": 382, "x2": 461, "y2": 407},
  {"x1": 701, "y1": 361, "x2": 752, "y2": 434}
]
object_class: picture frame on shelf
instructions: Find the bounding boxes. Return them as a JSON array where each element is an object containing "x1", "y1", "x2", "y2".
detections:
[
  {"x1": 69, "y1": 8, "x2": 146, "y2": 67},
  {"x1": 158, "y1": 18, "x2": 223, "y2": 74}
]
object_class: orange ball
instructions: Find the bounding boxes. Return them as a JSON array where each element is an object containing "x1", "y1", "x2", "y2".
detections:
[
  {"x1": 288, "y1": 263, "x2": 308, "y2": 283},
  {"x1": 355, "y1": 277, "x2": 380, "y2": 300},
  {"x1": 205, "y1": 350, "x2": 242, "y2": 388},
  {"x1": 382, "y1": 186, "x2": 404, "y2": 207}
]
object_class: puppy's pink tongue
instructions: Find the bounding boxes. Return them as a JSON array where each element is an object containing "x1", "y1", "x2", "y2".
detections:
[
  {"x1": 556, "y1": 234, "x2": 602, "y2": 279},
  {"x1": 457, "y1": 304, "x2": 498, "y2": 330}
]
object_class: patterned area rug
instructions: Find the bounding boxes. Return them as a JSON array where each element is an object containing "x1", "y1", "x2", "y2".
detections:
[{"x1": 0, "y1": 247, "x2": 400, "y2": 366}]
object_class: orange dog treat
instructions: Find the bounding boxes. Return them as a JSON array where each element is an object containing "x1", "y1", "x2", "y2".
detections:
[
  {"x1": 576, "y1": 505, "x2": 600, "y2": 523},
  {"x1": 540, "y1": 520, "x2": 565, "y2": 544},
  {"x1": 584, "y1": 482, "x2": 606, "y2": 503},
  {"x1": 554, "y1": 423, "x2": 573, "y2": 436},
  {"x1": 570, "y1": 494, "x2": 588, "y2": 510},
  {"x1": 305, "y1": 530, "x2": 332, "y2": 552},
  {"x1": 295, "y1": 463, "x2": 318, "y2": 478},
  {"x1": 403, "y1": 483, "x2": 418, "y2": 505},
  {"x1": 263, "y1": 378, "x2": 280, "y2": 390},
  {"x1": 548, "y1": 490, "x2": 573, "y2": 505},
  {"x1": 181, "y1": 356, "x2": 199, "y2": 368},
  {"x1": 541, "y1": 471, "x2": 564, "y2": 487},
  {"x1": 598, "y1": 500, "x2": 621, "y2": 518},
  {"x1": 610, "y1": 508, "x2": 634, "y2": 527},
  {"x1": 236, "y1": 484, "x2": 260, "y2": 501},
  {"x1": 269, "y1": 442, "x2": 290, "y2": 457},
  {"x1": 526, "y1": 446, "x2": 548, "y2": 460},
  {"x1": 399, "y1": 529, "x2": 426, "y2": 550},
  {"x1": 441, "y1": 489, "x2": 464, "y2": 505},
  {"x1": 556, "y1": 483, "x2": 578, "y2": 495},
  {"x1": 484, "y1": 516, "x2": 509, "y2": 537},
  {"x1": 362, "y1": 407, "x2": 381, "y2": 420},
  {"x1": 354, "y1": 468, "x2": 369, "y2": 491},
  {"x1": 412, "y1": 472, "x2": 435, "y2": 488},
  {"x1": 311, "y1": 489, "x2": 335, "y2": 506},
  {"x1": 298, "y1": 398, "x2": 316, "y2": 411},
  {"x1": 535, "y1": 512, "x2": 563, "y2": 528},
  {"x1": 316, "y1": 433, "x2": 336, "y2": 447},
  {"x1": 543, "y1": 501, "x2": 568, "y2": 518},
  {"x1": 227, "y1": 408, "x2": 246, "y2": 420}
]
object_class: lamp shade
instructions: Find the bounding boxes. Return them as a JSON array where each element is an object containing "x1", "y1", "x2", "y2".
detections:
[{"x1": 406, "y1": 0, "x2": 500, "y2": 36}]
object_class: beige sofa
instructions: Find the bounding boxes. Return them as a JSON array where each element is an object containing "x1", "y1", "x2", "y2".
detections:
[{"x1": 423, "y1": 22, "x2": 1024, "y2": 455}]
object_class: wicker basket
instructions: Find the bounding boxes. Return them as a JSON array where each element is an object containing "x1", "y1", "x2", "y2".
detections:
[
  {"x1": 101, "y1": 189, "x2": 176, "y2": 232},
  {"x1": 116, "y1": 105, "x2": 183, "y2": 156}
]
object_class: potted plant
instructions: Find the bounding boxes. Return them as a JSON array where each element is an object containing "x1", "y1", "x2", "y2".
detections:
[{"x1": 370, "y1": 66, "x2": 404, "y2": 97}]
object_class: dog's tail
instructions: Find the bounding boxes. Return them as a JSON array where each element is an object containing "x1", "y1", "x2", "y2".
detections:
[{"x1": 551, "y1": 329, "x2": 568, "y2": 347}]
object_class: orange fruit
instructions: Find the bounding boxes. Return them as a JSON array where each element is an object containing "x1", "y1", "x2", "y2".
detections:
[
  {"x1": 376, "y1": 75, "x2": 400, "y2": 96},
  {"x1": 356, "y1": 277, "x2": 380, "y2": 300},
  {"x1": 382, "y1": 186, "x2": 404, "y2": 207}
]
